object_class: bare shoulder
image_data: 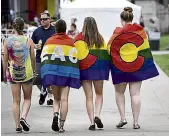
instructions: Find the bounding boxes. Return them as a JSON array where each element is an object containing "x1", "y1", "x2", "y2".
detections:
[{"x1": 3, "y1": 39, "x2": 8, "y2": 47}]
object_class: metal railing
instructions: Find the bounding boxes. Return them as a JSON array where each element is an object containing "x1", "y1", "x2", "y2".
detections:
[{"x1": 1, "y1": 29, "x2": 29, "y2": 38}]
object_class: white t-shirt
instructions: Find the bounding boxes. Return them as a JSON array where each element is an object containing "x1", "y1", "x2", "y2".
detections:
[{"x1": 27, "y1": 26, "x2": 37, "y2": 38}]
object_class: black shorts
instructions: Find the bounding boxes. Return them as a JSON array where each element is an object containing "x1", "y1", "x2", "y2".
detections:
[{"x1": 10, "y1": 79, "x2": 33, "y2": 84}]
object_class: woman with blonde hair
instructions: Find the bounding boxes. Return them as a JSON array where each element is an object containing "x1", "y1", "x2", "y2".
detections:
[
  {"x1": 74, "y1": 17, "x2": 110, "y2": 130},
  {"x1": 3, "y1": 17, "x2": 35, "y2": 132},
  {"x1": 108, "y1": 7, "x2": 159, "y2": 129}
]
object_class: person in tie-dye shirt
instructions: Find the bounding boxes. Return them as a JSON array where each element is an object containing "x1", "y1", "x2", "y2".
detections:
[{"x1": 3, "y1": 17, "x2": 35, "y2": 132}]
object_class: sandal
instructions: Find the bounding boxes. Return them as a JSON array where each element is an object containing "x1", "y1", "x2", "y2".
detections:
[
  {"x1": 116, "y1": 119, "x2": 127, "y2": 128},
  {"x1": 133, "y1": 124, "x2": 140, "y2": 129},
  {"x1": 59, "y1": 127, "x2": 65, "y2": 133}
]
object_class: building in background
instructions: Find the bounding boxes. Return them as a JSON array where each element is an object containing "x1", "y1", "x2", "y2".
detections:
[
  {"x1": 1, "y1": 0, "x2": 57, "y2": 24},
  {"x1": 129, "y1": 0, "x2": 169, "y2": 34},
  {"x1": 1, "y1": 0, "x2": 10, "y2": 25},
  {"x1": 1, "y1": 0, "x2": 76, "y2": 26}
]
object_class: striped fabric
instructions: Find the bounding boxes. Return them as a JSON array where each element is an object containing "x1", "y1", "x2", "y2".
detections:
[
  {"x1": 41, "y1": 33, "x2": 81, "y2": 89},
  {"x1": 108, "y1": 23, "x2": 159, "y2": 84},
  {"x1": 74, "y1": 32, "x2": 110, "y2": 80}
]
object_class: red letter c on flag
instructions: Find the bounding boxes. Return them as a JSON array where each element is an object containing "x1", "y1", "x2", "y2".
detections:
[{"x1": 110, "y1": 33, "x2": 144, "y2": 72}]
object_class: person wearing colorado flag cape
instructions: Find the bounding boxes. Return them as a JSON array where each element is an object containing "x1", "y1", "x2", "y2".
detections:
[
  {"x1": 74, "y1": 17, "x2": 110, "y2": 130},
  {"x1": 108, "y1": 7, "x2": 159, "y2": 129},
  {"x1": 41, "y1": 19, "x2": 80, "y2": 133}
]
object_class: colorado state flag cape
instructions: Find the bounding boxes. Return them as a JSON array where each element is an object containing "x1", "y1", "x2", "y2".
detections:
[
  {"x1": 41, "y1": 33, "x2": 81, "y2": 89},
  {"x1": 74, "y1": 32, "x2": 110, "y2": 80},
  {"x1": 108, "y1": 23, "x2": 159, "y2": 84}
]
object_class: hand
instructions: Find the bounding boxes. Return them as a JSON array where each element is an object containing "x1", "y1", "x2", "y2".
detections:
[{"x1": 35, "y1": 44, "x2": 42, "y2": 50}]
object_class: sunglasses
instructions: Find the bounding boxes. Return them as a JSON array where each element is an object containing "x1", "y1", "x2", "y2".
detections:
[{"x1": 40, "y1": 18, "x2": 49, "y2": 21}]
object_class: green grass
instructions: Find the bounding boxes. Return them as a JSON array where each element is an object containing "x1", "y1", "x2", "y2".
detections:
[
  {"x1": 153, "y1": 55, "x2": 169, "y2": 76},
  {"x1": 160, "y1": 35, "x2": 169, "y2": 50}
]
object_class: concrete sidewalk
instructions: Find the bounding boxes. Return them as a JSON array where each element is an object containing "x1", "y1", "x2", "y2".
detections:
[
  {"x1": 1, "y1": 66, "x2": 169, "y2": 136},
  {"x1": 152, "y1": 51, "x2": 169, "y2": 55}
]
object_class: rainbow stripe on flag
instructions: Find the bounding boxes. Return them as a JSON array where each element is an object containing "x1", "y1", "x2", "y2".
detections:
[
  {"x1": 108, "y1": 23, "x2": 159, "y2": 84},
  {"x1": 74, "y1": 32, "x2": 110, "y2": 80},
  {"x1": 41, "y1": 33, "x2": 81, "y2": 89}
]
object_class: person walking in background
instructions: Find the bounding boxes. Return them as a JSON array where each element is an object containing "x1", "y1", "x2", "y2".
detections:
[
  {"x1": 139, "y1": 15, "x2": 145, "y2": 28},
  {"x1": 34, "y1": 16, "x2": 40, "y2": 27},
  {"x1": 108, "y1": 7, "x2": 159, "y2": 129},
  {"x1": 74, "y1": 17, "x2": 110, "y2": 131},
  {"x1": 41, "y1": 19, "x2": 81, "y2": 133},
  {"x1": 31, "y1": 11, "x2": 55, "y2": 106},
  {"x1": 3, "y1": 17, "x2": 35, "y2": 132},
  {"x1": 27, "y1": 22, "x2": 38, "y2": 38},
  {"x1": 67, "y1": 23, "x2": 79, "y2": 39}
]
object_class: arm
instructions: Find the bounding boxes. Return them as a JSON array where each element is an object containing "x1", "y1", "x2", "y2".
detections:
[
  {"x1": 28, "y1": 39, "x2": 36, "y2": 73},
  {"x1": 3, "y1": 39, "x2": 9, "y2": 83}
]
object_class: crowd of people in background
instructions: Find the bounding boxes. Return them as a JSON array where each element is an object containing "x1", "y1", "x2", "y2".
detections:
[{"x1": 1, "y1": 7, "x2": 159, "y2": 133}]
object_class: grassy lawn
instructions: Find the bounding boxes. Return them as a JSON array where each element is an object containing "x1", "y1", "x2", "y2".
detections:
[
  {"x1": 153, "y1": 54, "x2": 169, "y2": 76},
  {"x1": 160, "y1": 34, "x2": 169, "y2": 50}
]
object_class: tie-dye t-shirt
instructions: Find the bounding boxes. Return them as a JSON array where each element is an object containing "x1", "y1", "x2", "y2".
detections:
[{"x1": 7, "y1": 36, "x2": 33, "y2": 82}]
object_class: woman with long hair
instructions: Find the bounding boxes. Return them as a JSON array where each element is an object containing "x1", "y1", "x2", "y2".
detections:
[
  {"x1": 3, "y1": 17, "x2": 35, "y2": 132},
  {"x1": 74, "y1": 17, "x2": 110, "y2": 130},
  {"x1": 108, "y1": 7, "x2": 159, "y2": 129}
]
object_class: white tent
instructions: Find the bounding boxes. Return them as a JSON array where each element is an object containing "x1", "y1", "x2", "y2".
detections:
[{"x1": 60, "y1": 0, "x2": 142, "y2": 41}]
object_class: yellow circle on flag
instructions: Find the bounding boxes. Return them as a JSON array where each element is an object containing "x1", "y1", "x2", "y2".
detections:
[
  {"x1": 75, "y1": 41, "x2": 89, "y2": 60},
  {"x1": 120, "y1": 43, "x2": 138, "y2": 63}
]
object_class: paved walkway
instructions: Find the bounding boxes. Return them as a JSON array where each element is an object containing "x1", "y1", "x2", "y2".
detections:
[
  {"x1": 1, "y1": 65, "x2": 169, "y2": 136},
  {"x1": 152, "y1": 51, "x2": 169, "y2": 55}
]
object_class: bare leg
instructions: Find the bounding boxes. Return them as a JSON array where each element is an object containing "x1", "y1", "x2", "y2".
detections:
[
  {"x1": 82, "y1": 80, "x2": 94, "y2": 125},
  {"x1": 114, "y1": 83, "x2": 127, "y2": 121},
  {"x1": 11, "y1": 84, "x2": 21, "y2": 128},
  {"x1": 129, "y1": 82, "x2": 142, "y2": 125},
  {"x1": 51, "y1": 86, "x2": 61, "y2": 132},
  {"x1": 93, "y1": 80, "x2": 103, "y2": 118},
  {"x1": 21, "y1": 83, "x2": 32, "y2": 120},
  {"x1": 60, "y1": 86, "x2": 70, "y2": 128},
  {"x1": 51, "y1": 86, "x2": 61, "y2": 113}
]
